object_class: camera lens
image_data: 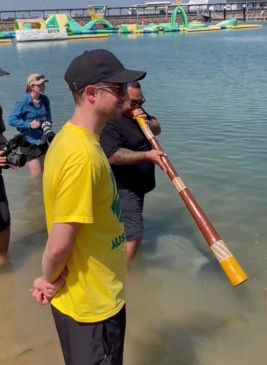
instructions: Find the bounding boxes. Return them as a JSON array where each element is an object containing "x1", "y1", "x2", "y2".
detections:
[
  {"x1": 41, "y1": 121, "x2": 55, "y2": 142},
  {"x1": 6, "y1": 153, "x2": 27, "y2": 167}
]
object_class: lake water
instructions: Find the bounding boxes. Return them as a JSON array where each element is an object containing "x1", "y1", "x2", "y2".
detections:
[{"x1": 0, "y1": 23, "x2": 267, "y2": 365}]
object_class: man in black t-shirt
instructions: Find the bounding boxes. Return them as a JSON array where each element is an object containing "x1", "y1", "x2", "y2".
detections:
[
  {"x1": 100, "y1": 81, "x2": 165, "y2": 264},
  {"x1": 0, "y1": 67, "x2": 11, "y2": 264}
]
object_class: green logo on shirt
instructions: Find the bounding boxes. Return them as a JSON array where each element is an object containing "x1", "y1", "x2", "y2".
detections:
[
  {"x1": 112, "y1": 232, "x2": 125, "y2": 250},
  {"x1": 110, "y1": 172, "x2": 123, "y2": 223},
  {"x1": 110, "y1": 172, "x2": 125, "y2": 249}
]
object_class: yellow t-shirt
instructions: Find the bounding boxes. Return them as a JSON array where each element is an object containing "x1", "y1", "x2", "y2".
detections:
[{"x1": 43, "y1": 121, "x2": 126, "y2": 323}]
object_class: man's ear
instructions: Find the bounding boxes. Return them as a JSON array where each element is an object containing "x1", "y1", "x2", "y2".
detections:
[{"x1": 84, "y1": 85, "x2": 97, "y2": 101}]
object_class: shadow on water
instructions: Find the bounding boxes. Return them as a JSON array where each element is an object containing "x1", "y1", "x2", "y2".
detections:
[
  {"x1": 124, "y1": 248, "x2": 259, "y2": 365},
  {"x1": 141, "y1": 205, "x2": 256, "y2": 313},
  {"x1": 141, "y1": 199, "x2": 221, "y2": 281}
]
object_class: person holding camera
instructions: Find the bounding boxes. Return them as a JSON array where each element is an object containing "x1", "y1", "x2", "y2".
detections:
[
  {"x1": 8, "y1": 73, "x2": 54, "y2": 177},
  {"x1": 0, "y1": 68, "x2": 11, "y2": 263}
]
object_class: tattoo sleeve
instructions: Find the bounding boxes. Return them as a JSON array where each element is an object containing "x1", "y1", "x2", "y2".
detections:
[{"x1": 108, "y1": 148, "x2": 147, "y2": 165}]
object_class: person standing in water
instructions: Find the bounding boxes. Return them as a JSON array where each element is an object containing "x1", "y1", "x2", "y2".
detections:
[
  {"x1": 100, "y1": 81, "x2": 165, "y2": 264},
  {"x1": 8, "y1": 73, "x2": 53, "y2": 177},
  {"x1": 31, "y1": 49, "x2": 146, "y2": 365}
]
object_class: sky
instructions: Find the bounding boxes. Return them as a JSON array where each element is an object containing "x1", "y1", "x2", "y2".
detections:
[{"x1": 1, "y1": 0, "x2": 138, "y2": 11}]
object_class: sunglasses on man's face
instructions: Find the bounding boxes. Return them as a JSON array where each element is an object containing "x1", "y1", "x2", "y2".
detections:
[
  {"x1": 95, "y1": 83, "x2": 127, "y2": 97},
  {"x1": 127, "y1": 96, "x2": 146, "y2": 108}
]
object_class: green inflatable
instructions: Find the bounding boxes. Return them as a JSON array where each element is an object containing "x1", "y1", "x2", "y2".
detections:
[{"x1": 170, "y1": 6, "x2": 188, "y2": 29}]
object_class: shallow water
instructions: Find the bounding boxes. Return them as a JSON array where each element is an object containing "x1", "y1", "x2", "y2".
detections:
[{"x1": 0, "y1": 24, "x2": 267, "y2": 364}]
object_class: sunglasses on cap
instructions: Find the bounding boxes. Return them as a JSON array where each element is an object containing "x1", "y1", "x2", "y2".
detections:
[
  {"x1": 35, "y1": 74, "x2": 45, "y2": 81},
  {"x1": 28, "y1": 74, "x2": 48, "y2": 86}
]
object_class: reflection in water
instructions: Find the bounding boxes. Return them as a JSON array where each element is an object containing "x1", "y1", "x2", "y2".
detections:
[{"x1": 15, "y1": 40, "x2": 68, "y2": 53}]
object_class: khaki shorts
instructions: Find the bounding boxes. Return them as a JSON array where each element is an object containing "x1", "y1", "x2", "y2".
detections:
[{"x1": 20, "y1": 141, "x2": 49, "y2": 162}]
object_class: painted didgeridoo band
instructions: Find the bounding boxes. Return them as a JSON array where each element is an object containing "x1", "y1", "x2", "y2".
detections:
[{"x1": 133, "y1": 112, "x2": 248, "y2": 287}]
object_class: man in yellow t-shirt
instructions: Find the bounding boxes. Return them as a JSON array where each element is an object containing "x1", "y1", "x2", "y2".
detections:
[{"x1": 31, "y1": 49, "x2": 146, "y2": 365}]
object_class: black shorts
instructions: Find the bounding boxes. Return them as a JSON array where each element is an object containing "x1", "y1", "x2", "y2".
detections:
[
  {"x1": 0, "y1": 174, "x2": 10, "y2": 231},
  {"x1": 51, "y1": 305, "x2": 126, "y2": 365},
  {"x1": 118, "y1": 189, "x2": 144, "y2": 241},
  {"x1": 20, "y1": 141, "x2": 49, "y2": 162}
]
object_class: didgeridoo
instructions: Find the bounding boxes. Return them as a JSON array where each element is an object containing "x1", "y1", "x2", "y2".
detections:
[{"x1": 134, "y1": 113, "x2": 248, "y2": 287}]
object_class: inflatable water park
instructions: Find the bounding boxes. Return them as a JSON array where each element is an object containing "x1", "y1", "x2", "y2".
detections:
[
  {"x1": 0, "y1": 5, "x2": 114, "y2": 43},
  {"x1": 118, "y1": 5, "x2": 262, "y2": 33},
  {"x1": 0, "y1": 3, "x2": 262, "y2": 44}
]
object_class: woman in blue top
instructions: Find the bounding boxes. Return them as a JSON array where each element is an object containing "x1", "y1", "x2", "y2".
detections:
[{"x1": 8, "y1": 73, "x2": 53, "y2": 177}]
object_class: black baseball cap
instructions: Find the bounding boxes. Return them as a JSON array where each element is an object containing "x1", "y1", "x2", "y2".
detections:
[
  {"x1": 0, "y1": 68, "x2": 9, "y2": 77},
  {"x1": 65, "y1": 49, "x2": 146, "y2": 91}
]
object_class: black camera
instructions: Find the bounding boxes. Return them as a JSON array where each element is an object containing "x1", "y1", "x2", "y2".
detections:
[
  {"x1": 38, "y1": 117, "x2": 55, "y2": 143},
  {"x1": 1, "y1": 134, "x2": 26, "y2": 168}
]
